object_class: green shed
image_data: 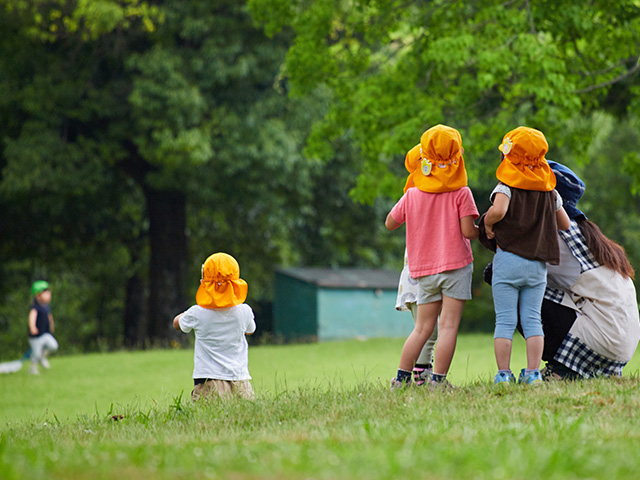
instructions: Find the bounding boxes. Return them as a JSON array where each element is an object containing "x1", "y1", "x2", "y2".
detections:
[{"x1": 273, "y1": 267, "x2": 413, "y2": 341}]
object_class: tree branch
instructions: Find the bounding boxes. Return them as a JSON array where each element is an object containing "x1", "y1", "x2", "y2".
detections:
[
  {"x1": 574, "y1": 55, "x2": 640, "y2": 94},
  {"x1": 525, "y1": 0, "x2": 537, "y2": 35}
]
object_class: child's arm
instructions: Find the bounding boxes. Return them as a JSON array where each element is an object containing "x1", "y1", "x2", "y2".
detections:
[
  {"x1": 460, "y1": 215, "x2": 479, "y2": 240},
  {"x1": 28, "y1": 308, "x2": 38, "y2": 336},
  {"x1": 49, "y1": 313, "x2": 54, "y2": 334},
  {"x1": 385, "y1": 212, "x2": 402, "y2": 231},
  {"x1": 483, "y1": 192, "x2": 510, "y2": 239},
  {"x1": 172, "y1": 313, "x2": 183, "y2": 331},
  {"x1": 244, "y1": 309, "x2": 256, "y2": 336},
  {"x1": 556, "y1": 206, "x2": 571, "y2": 231}
]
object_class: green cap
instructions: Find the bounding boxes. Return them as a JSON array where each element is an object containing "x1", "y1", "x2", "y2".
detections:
[{"x1": 31, "y1": 280, "x2": 50, "y2": 296}]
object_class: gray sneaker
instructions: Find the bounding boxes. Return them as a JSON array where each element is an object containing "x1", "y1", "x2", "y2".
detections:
[
  {"x1": 412, "y1": 366, "x2": 433, "y2": 386},
  {"x1": 390, "y1": 377, "x2": 410, "y2": 391},
  {"x1": 541, "y1": 364, "x2": 580, "y2": 381},
  {"x1": 428, "y1": 378, "x2": 455, "y2": 391}
]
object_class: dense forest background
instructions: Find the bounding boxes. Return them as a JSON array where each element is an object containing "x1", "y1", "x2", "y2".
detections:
[{"x1": 1, "y1": 0, "x2": 640, "y2": 358}]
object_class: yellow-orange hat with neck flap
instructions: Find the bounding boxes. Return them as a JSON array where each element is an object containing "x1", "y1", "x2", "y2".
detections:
[
  {"x1": 404, "y1": 124, "x2": 468, "y2": 193},
  {"x1": 196, "y1": 253, "x2": 248, "y2": 309},
  {"x1": 496, "y1": 126, "x2": 556, "y2": 191}
]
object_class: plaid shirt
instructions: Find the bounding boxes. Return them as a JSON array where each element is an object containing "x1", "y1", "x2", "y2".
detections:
[
  {"x1": 554, "y1": 334, "x2": 626, "y2": 378},
  {"x1": 544, "y1": 221, "x2": 600, "y2": 302}
]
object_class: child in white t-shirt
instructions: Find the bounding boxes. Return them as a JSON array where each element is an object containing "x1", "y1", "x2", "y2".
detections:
[{"x1": 173, "y1": 252, "x2": 256, "y2": 401}]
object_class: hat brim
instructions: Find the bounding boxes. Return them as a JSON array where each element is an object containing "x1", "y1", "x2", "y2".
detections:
[
  {"x1": 411, "y1": 157, "x2": 468, "y2": 193},
  {"x1": 196, "y1": 278, "x2": 248, "y2": 309},
  {"x1": 496, "y1": 159, "x2": 556, "y2": 191},
  {"x1": 563, "y1": 204, "x2": 587, "y2": 221}
]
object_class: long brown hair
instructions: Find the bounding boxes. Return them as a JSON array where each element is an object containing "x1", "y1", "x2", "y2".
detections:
[{"x1": 577, "y1": 219, "x2": 635, "y2": 279}]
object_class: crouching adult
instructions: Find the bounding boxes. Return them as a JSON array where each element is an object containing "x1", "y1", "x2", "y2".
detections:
[{"x1": 539, "y1": 161, "x2": 640, "y2": 379}]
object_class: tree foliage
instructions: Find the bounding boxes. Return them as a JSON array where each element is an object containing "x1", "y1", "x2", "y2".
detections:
[
  {"x1": 249, "y1": 0, "x2": 640, "y2": 202},
  {"x1": 0, "y1": 0, "x2": 402, "y2": 355},
  {"x1": 2, "y1": 1, "x2": 640, "y2": 355}
]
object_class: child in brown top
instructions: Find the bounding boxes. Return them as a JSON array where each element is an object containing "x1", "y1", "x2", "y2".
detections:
[{"x1": 483, "y1": 127, "x2": 570, "y2": 386}]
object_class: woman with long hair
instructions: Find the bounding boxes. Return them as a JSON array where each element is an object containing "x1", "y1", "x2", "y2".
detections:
[{"x1": 539, "y1": 161, "x2": 640, "y2": 380}]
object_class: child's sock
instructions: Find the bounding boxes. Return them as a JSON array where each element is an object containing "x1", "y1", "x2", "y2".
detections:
[
  {"x1": 396, "y1": 369, "x2": 412, "y2": 384},
  {"x1": 431, "y1": 372, "x2": 447, "y2": 383},
  {"x1": 498, "y1": 369, "x2": 512, "y2": 375},
  {"x1": 524, "y1": 368, "x2": 539, "y2": 375}
]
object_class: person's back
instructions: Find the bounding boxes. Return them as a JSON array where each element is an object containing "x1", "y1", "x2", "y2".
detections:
[
  {"x1": 551, "y1": 218, "x2": 640, "y2": 375},
  {"x1": 173, "y1": 253, "x2": 256, "y2": 401},
  {"x1": 179, "y1": 303, "x2": 254, "y2": 381},
  {"x1": 397, "y1": 186, "x2": 476, "y2": 277},
  {"x1": 491, "y1": 187, "x2": 560, "y2": 264}
]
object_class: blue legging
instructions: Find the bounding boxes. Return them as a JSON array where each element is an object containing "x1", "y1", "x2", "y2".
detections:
[{"x1": 492, "y1": 248, "x2": 546, "y2": 340}]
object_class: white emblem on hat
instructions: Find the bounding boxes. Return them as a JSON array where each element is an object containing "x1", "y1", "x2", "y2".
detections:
[
  {"x1": 501, "y1": 137, "x2": 513, "y2": 155},
  {"x1": 421, "y1": 158, "x2": 432, "y2": 176}
]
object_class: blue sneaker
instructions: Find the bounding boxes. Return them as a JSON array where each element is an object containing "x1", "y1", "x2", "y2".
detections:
[
  {"x1": 518, "y1": 368, "x2": 543, "y2": 386},
  {"x1": 494, "y1": 370, "x2": 516, "y2": 385}
]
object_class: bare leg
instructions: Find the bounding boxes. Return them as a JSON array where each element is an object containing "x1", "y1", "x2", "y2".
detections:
[
  {"x1": 432, "y1": 295, "x2": 466, "y2": 375},
  {"x1": 409, "y1": 303, "x2": 439, "y2": 365},
  {"x1": 494, "y1": 338, "x2": 512, "y2": 371},
  {"x1": 398, "y1": 301, "x2": 441, "y2": 371},
  {"x1": 525, "y1": 335, "x2": 544, "y2": 370}
]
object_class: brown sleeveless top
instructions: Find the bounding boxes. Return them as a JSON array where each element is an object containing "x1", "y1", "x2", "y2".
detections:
[{"x1": 493, "y1": 188, "x2": 560, "y2": 265}]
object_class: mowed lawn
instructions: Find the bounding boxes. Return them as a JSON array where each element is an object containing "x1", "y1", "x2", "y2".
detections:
[
  {"x1": 2, "y1": 333, "x2": 640, "y2": 422},
  {"x1": 2, "y1": 334, "x2": 640, "y2": 480},
  {"x1": 0, "y1": 333, "x2": 533, "y2": 423}
]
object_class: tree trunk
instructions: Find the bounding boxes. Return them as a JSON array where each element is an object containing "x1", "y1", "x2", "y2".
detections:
[
  {"x1": 144, "y1": 186, "x2": 188, "y2": 344},
  {"x1": 123, "y1": 271, "x2": 146, "y2": 347}
]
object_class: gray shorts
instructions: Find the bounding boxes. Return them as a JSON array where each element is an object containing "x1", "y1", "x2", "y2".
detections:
[{"x1": 417, "y1": 263, "x2": 474, "y2": 304}]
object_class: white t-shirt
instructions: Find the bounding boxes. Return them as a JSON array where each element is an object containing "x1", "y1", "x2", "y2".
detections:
[
  {"x1": 395, "y1": 248, "x2": 418, "y2": 311},
  {"x1": 546, "y1": 234, "x2": 581, "y2": 290},
  {"x1": 491, "y1": 183, "x2": 563, "y2": 210},
  {"x1": 179, "y1": 303, "x2": 256, "y2": 381}
]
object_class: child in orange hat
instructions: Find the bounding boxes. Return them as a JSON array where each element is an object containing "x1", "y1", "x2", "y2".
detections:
[
  {"x1": 386, "y1": 125, "x2": 479, "y2": 389},
  {"x1": 173, "y1": 252, "x2": 256, "y2": 401},
  {"x1": 482, "y1": 127, "x2": 570, "y2": 386}
]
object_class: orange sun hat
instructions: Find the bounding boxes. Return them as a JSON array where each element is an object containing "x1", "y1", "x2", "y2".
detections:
[
  {"x1": 404, "y1": 124, "x2": 468, "y2": 193},
  {"x1": 496, "y1": 126, "x2": 556, "y2": 191},
  {"x1": 196, "y1": 253, "x2": 248, "y2": 309}
]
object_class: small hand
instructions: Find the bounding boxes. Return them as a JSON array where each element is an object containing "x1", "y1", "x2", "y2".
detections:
[{"x1": 485, "y1": 223, "x2": 495, "y2": 239}]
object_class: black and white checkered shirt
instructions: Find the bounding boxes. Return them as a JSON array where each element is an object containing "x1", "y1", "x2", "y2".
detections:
[
  {"x1": 544, "y1": 221, "x2": 600, "y2": 302},
  {"x1": 554, "y1": 334, "x2": 626, "y2": 378}
]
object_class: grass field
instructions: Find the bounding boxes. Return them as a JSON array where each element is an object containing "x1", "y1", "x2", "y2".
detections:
[{"x1": 2, "y1": 334, "x2": 640, "y2": 479}]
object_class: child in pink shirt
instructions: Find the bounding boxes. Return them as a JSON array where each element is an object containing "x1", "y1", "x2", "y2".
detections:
[{"x1": 386, "y1": 125, "x2": 479, "y2": 388}]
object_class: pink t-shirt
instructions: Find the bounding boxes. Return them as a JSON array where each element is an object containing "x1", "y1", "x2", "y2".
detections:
[{"x1": 390, "y1": 186, "x2": 479, "y2": 278}]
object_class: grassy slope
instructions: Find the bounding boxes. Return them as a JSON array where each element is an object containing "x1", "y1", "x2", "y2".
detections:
[
  {"x1": 2, "y1": 334, "x2": 640, "y2": 480},
  {"x1": 0, "y1": 334, "x2": 528, "y2": 423}
]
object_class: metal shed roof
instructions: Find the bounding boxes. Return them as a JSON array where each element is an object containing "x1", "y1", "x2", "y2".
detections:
[{"x1": 276, "y1": 267, "x2": 401, "y2": 289}]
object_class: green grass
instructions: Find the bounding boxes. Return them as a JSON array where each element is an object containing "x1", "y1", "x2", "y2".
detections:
[{"x1": 2, "y1": 334, "x2": 640, "y2": 479}]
